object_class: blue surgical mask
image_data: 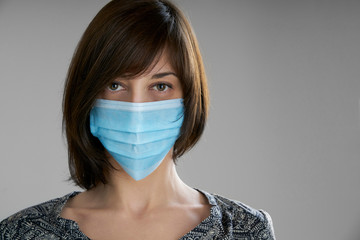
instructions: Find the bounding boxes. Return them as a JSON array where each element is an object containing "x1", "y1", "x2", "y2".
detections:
[{"x1": 89, "y1": 98, "x2": 184, "y2": 181}]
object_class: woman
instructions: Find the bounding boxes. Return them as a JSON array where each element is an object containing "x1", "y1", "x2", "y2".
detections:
[{"x1": 0, "y1": 0, "x2": 275, "y2": 239}]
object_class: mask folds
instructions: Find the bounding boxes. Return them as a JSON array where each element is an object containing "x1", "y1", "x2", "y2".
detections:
[{"x1": 90, "y1": 98, "x2": 184, "y2": 181}]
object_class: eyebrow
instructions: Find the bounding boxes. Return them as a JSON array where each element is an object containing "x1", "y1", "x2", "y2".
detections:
[{"x1": 151, "y1": 72, "x2": 177, "y2": 79}]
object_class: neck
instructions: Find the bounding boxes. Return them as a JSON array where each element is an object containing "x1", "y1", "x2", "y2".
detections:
[{"x1": 86, "y1": 152, "x2": 198, "y2": 214}]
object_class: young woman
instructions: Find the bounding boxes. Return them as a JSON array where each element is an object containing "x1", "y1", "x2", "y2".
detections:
[{"x1": 0, "y1": 1, "x2": 275, "y2": 239}]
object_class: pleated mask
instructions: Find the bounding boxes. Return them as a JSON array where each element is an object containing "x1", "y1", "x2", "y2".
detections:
[{"x1": 89, "y1": 98, "x2": 184, "y2": 181}]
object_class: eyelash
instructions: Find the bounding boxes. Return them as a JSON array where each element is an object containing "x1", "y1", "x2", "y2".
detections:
[
  {"x1": 150, "y1": 82, "x2": 173, "y2": 92},
  {"x1": 107, "y1": 82, "x2": 124, "y2": 92},
  {"x1": 107, "y1": 82, "x2": 173, "y2": 92}
]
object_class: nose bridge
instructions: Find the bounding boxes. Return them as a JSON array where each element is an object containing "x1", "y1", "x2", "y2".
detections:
[
  {"x1": 128, "y1": 78, "x2": 148, "y2": 103},
  {"x1": 129, "y1": 89, "x2": 144, "y2": 103}
]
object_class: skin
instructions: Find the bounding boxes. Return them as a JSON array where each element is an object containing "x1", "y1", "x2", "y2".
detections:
[{"x1": 60, "y1": 50, "x2": 212, "y2": 240}]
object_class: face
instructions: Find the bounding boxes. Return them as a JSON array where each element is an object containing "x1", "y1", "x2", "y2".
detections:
[{"x1": 99, "y1": 50, "x2": 183, "y2": 102}]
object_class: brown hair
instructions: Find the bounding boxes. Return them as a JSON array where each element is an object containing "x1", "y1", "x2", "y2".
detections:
[{"x1": 63, "y1": 0, "x2": 209, "y2": 189}]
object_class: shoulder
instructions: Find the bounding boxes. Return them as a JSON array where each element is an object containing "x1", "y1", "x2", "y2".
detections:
[
  {"x1": 200, "y1": 190, "x2": 276, "y2": 239},
  {"x1": 0, "y1": 192, "x2": 79, "y2": 239}
]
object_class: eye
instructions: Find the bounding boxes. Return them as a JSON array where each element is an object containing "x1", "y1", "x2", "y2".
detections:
[
  {"x1": 107, "y1": 82, "x2": 123, "y2": 91},
  {"x1": 152, "y1": 83, "x2": 171, "y2": 92}
]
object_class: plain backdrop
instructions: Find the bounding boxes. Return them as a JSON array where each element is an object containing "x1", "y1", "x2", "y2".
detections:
[{"x1": 1, "y1": 1, "x2": 360, "y2": 240}]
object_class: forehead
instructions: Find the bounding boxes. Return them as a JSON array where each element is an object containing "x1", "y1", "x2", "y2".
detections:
[
  {"x1": 131, "y1": 48, "x2": 176, "y2": 78},
  {"x1": 150, "y1": 50, "x2": 175, "y2": 73}
]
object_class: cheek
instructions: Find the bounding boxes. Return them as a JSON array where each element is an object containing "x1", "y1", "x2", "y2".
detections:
[
  {"x1": 177, "y1": 84, "x2": 184, "y2": 98},
  {"x1": 173, "y1": 81, "x2": 183, "y2": 98},
  {"x1": 175, "y1": 89, "x2": 183, "y2": 98},
  {"x1": 98, "y1": 89, "x2": 114, "y2": 100},
  {"x1": 99, "y1": 89, "x2": 118, "y2": 100}
]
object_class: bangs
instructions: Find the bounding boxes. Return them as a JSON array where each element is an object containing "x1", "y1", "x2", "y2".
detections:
[
  {"x1": 90, "y1": 1, "x2": 176, "y2": 82},
  {"x1": 63, "y1": 0, "x2": 209, "y2": 189}
]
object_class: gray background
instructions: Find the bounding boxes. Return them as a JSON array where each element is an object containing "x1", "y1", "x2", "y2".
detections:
[{"x1": 1, "y1": 1, "x2": 359, "y2": 239}]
